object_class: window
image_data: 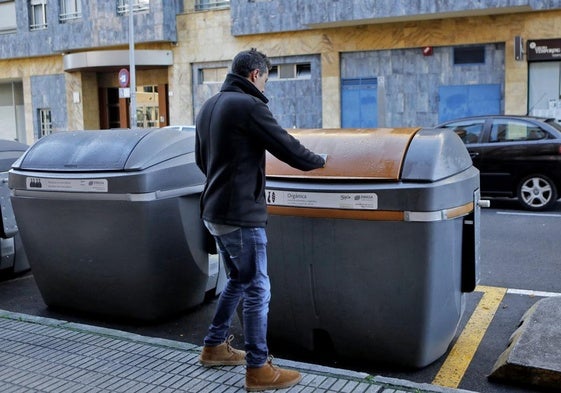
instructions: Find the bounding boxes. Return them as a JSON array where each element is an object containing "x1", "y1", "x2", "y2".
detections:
[
  {"x1": 269, "y1": 63, "x2": 311, "y2": 80},
  {"x1": 278, "y1": 64, "x2": 294, "y2": 79},
  {"x1": 442, "y1": 120, "x2": 485, "y2": 144},
  {"x1": 200, "y1": 67, "x2": 228, "y2": 83},
  {"x1": 135, "y1": 85, "x2": 159, "y2": 128},
  {"x1": 142, "y1": 85, "x2": 157, "y2": 93},
  {"x1": 526, "y1": 126, "x2": 547, "y2": 140},
  {"x1": 490, "y1": 120, "x2": 548, "y2": 142},
  {"x1": 38, "y1": 108, "x2": 52, "y2": 137},
  {"x1": 296, "y1": 63, "x2": 311, "y2": 78},
  {"x1": 0, "y1": 1, "x2": 17, "y2": 33},
  {"x1": 29, "y1": 0, "x2": 48, "y2": 31},
  {"x1": 454, "y1": 46, "x2": 485, "y2": 65},
  {"x1": 136, "y1": 106, "x2": 158, "y2": 128},
  {"x1": 195, "y1": 0, "x2": 230, "y2": 11},
  {"x1": 117, "y1": 0, "x2": 149, "y2": 15},
  {"x1": 59, "y1": 0, "x2": 82, "y2": 22}
]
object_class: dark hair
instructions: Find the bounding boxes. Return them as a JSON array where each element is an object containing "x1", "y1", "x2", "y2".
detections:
[{"x1": 231, "y1": 48, "x2": 272, "y2": 77}]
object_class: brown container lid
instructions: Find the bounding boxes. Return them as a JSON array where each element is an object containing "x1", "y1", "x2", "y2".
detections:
[{"x1": 266, "y1": 128, "x2": 421, "y2": 180}]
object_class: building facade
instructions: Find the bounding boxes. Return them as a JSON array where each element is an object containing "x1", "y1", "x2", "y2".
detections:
[{"x1": 1, "y1": 0, "x2": 561, "y2": 144}]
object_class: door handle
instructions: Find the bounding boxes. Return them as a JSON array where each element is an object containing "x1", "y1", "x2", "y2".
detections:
[{"x1": 469, "y1": 152, "x2": 479, "y2": 158}]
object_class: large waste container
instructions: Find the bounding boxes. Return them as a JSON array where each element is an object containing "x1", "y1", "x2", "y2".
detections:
[
  {"x1": 0, "y1": 139, "x2": 29, "y2": 274},
  {"x1": 9, "y1": 128, "x2": 214, "y2": 320},
  {"x1": 264, "y1": 127, "x2": 481, "y2": 368}
]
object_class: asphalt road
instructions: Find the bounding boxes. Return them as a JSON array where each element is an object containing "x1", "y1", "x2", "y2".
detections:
[{"x1": 0, "y1": 198, "x2": 560, "y2": 393}]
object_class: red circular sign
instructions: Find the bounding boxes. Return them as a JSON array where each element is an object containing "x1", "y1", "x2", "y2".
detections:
[{"x1": 118, "y1": 68, "x2": 130, "y2": 88}]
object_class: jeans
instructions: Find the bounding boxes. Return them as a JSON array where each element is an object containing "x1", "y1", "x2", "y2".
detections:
[{"x1": 203, "y1": 227, "x2": 270, "y2": 368}]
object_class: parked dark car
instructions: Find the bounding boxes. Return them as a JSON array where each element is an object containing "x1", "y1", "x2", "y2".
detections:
[{"x1": 436, "y1": 115, "x2": 561, "y2": 210}]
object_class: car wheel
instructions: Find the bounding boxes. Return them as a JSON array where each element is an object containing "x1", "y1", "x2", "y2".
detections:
[{"x1": 517, "y1": 174, "x2": 558, "y2": 211}]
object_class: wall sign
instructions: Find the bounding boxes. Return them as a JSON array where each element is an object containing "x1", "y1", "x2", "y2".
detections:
[
  {"x1": 527, "y1": 39, "x2": 561, "y2": 61},
  {"x1": 26, "y1": 177, "x2": 108, "y2": 192},
  {"x1": 265, "y1": 189, "x2": 378, "y2": 210}
]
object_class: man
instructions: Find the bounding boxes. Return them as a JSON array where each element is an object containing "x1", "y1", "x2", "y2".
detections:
[{"x1": 195, "y1": 49, "x2": 325, "y2": 391}]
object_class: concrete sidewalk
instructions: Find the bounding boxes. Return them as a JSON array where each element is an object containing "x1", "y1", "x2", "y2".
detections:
[{"x1": 0, "y1": 309, "x2": 477, "y2": 393}]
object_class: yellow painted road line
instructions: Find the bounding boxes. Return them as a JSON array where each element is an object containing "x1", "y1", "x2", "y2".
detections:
[{"x1": 432, "y1": 285, "x2": 507, "y2": 388}]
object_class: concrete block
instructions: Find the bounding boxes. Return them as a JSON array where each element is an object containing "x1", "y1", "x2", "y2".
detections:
[{"x1": 489, "y1": 296, "x2": 561, "y2": 390}]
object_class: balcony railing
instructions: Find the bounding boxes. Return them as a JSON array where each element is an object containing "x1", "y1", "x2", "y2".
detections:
[
  {"x1": 117, "y1": 0, "x2": 150, "y2": 15},
  {"x1": 59, "y1": 11, "x2": 82, "y2": 22},
  {"x1": 195, "y1": 0, "x2": 230, "y2": 11},
  {"x1": 29, "y1": 22, "x2": 48, "y2": 31}
]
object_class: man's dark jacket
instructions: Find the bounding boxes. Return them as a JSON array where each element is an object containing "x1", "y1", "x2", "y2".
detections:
[{"x1": 195, "y1": 73, "x2": 325, "y2": 227}]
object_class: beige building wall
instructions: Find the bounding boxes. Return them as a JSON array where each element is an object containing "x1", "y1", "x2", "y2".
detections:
[
  {"x1": 0, "y1": 56, "x2": 63, "y2": 143},
  {"x1": 65, "y1": 72, "x2": 86, "y2": 131},
  {"x1": 2, "y1": 7, "x2": 561, "y2": 140},
  {"x1": 170, "y1": 8, "x2": 561, "y2": 127},
  {"x1": 81, "y1": 72, "x2": 100, "y2": 130}
]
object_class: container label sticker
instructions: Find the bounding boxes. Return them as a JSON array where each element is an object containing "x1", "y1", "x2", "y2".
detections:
[
  {"x1": 26, "y1": 177, "x2": 108, "y2": 193},
  {"x1": 266, "y1": 189, "x2": 378, "y2": 210}
]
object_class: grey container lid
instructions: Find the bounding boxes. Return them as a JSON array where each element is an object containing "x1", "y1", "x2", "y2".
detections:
[
  {"x1": 12, "y1": 128, "x2": 195, "y2": 172},
  {"x1": 9, "y1": 128, "x2": 204, "y2": 195},
  {"x1": 0, "y1": 139, "x2": 28, "y2": 172}
]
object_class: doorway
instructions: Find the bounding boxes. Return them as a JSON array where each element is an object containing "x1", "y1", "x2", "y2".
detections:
[
  {"x1": 528, "y1": 61, "x2": 561, "y2": 119},
  {"x1": 341, "y1": 78, "x2": 378, "y2": 128},
  {"x1": 0, "y1": 81, "x2": 26, "y2": 142},
  {"x1": 98, "y1": 84, "x2": 168, "y2": 129}
]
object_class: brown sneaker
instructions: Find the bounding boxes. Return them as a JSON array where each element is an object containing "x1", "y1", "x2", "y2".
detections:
[
  {"x1": 199, "y1": 335, "x2": 246, "y2": 367},
  {"x1": 245, "y1": 357, "x2": 302, "y2": 391}
]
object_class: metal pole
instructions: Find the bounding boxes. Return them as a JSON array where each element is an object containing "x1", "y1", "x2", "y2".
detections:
[
  {"x1": 128, "y1": 0, "x2": 137, "y2": 128},
  {"x1": 11, "y1": 81, "x2": 19, "y2": 142}
]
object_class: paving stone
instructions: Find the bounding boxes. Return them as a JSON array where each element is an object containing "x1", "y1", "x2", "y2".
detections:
[{"x1": 0, "y1": 309, "x2": 479, "y2": 393}]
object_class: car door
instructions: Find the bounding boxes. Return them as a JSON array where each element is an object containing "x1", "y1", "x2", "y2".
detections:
[{"x1": 476, "y1": 118, "x2": 549, "y2": 195}]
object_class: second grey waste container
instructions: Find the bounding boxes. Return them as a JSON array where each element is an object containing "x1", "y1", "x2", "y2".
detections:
[
  {"x1": 264, "y1": 127, "x2": 480, "y2": 368},
  {"x1": 0, "y1": 139, "x2": 30, "y2": 274},
  {"x1": 9, "y1": 128, "x2": 211, "y2": 320}
]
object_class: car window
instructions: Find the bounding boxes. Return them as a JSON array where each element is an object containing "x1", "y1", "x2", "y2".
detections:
[
  {"x1": 489, "y1": 120, "x2": 547, "y2": 142},
  {"x1": 440, "y1": 120, "x2": 485, "y2": 144}
]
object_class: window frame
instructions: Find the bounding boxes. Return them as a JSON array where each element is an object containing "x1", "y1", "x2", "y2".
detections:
[
  {"x1": 38, "y1": 108, "x2": 53, "y2": 137},
  {"x1": 453, "y1": 46, "x2": 485, "y2": 65},
  {"x1": 441, "y1": 119, "x2": 486, "y2": 144},
  {"x1": 117, "y1": 0, "x2": 149, "y2": 15},
  {"x1": 0, "y1": 1, "x2": 17, "y2": 34},
  {"x1": 268, "y1": 63, "x2": 312, "y2": 81},
  {"x1": 59, "y1": 0, "x2": 82, "y2": 22},
  {"x1": 29, "y1": 0, "x2": 48, "y2": 31},
  {"x1": 199, "y1": 67, "x2": 228, "y2": 84},
  {"x1": 489, "y1": 119, "x2": 548, "y2": 143},
  {"x1": 194, "y1": 0, "x2": 230, "y2": 11}
]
